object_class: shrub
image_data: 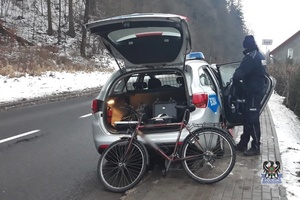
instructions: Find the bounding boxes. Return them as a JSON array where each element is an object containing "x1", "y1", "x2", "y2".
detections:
[
  {"x1": 288, "y1": 65, "x2": 300, "y2": 117},
  {"x1": 268, "y1": 63, "x2": 287, "y2": 96},
  {"x1": 269, "y1": 61, "x2": 300, "y2": 118}
]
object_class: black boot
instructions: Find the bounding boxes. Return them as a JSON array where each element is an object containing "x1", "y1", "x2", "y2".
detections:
[
  {"x1": 243, "y1": 147, "x2": 260, "y2": 156},
  {"x1": 235, "y1": 144, "x2": 247, "y2": 152}
]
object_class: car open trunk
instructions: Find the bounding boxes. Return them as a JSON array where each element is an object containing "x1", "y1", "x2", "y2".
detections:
[{"x1": 102, "y1": 70, "x2": 189, "y2": 133}]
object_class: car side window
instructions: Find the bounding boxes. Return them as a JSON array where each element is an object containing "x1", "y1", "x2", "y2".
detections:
[
  {"x1": 112, "y1": 74, "x2": 138, "y2": 93},
  {"x1": 126, "y1": 75, "x2": 141, "y2": 91},
  {"x1": 199, "y1": 68, "x2": 217, "y2": 92},
  {"x1": 218, "y1": 63, "x2": 239, "y2": 87},
  {"x1": 112, "y1": 79, "x2": 125, "y2": 93}
]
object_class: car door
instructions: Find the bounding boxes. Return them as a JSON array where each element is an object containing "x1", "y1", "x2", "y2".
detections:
[{"x1": 216, "y1": 62, "x2": 276, "y2": 126}]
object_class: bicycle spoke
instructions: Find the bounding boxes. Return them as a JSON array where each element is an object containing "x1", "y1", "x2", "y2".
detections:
[
  {"x1": 181, "y1": 128, "x2": 236, "y2": 184},
  {"x1": 98, "y1": 140, "x2": 147, "y2": 192}
]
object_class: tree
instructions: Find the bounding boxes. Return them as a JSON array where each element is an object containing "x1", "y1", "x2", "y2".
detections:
[
  {"x1": 80, "y1": 0, "x2": 90, "y2": 57},
  {"x1": 66, "y1": 0, "x2": 76, "y2": 38},
  {"x1": 57, "y1": 0, "x2": 62, "y2": 44},
  {"x1": 46, "y1": 0, "x2": 53, "y2": 36}
]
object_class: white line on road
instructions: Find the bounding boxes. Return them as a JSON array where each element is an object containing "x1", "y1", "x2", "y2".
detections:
[
  {"x1": 79, "y1": 113, "x2": 92, "y2": 118},
  {"x1": 0, "y1": 130, "x2": 41, "y2": 144}
]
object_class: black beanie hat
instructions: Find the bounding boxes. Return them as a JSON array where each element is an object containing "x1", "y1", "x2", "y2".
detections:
[{"x1": 243, "y1": 35, "x2": 257, "y2": 49}]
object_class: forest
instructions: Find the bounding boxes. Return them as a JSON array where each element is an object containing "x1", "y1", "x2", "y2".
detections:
[
  {"x1": 0, "y1": 0, "x2": 247, "y2": 65},
  {"x1": 2, "y1": 0, "x2": 300, "y2": 117}
]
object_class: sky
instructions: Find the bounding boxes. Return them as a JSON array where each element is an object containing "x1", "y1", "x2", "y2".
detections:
[
  {"x1": 242, "y1": 0, "x2": 300, "y2": 53},
  {"x1": 0, "y1": 72, "x2": 300, "y2": 199}
]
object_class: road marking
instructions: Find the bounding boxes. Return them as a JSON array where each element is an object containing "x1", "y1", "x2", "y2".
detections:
[
  {"x1": 79, "y1": 113, "x2": 92, "y2": 118},
  {"x1": 0, "y1": 130, "x2": 41, "y2": 144}
]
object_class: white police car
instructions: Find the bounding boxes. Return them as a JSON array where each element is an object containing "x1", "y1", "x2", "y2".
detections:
[{"x1": 86, "y1": 13, "x2": 275, "y2": 154}]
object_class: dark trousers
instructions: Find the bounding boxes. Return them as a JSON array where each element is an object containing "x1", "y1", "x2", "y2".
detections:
[{"x1": 238, "y1": 92, "x2": 264, "y2": 150}]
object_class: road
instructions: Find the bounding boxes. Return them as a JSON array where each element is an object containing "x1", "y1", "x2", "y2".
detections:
[
  {"x1": 0, "y1": 94, "x2": 288, "y2": 200},
  {"x1": 0, "y1": 95, "x2": 131, "y2": 200}
]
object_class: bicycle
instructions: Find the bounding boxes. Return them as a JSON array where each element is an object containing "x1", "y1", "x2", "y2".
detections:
[{"x1": 97, "y1": 104, "x2": 236, "y2": 193}]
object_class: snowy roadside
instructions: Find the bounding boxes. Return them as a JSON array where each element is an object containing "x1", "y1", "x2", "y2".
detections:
[
  {"x1": 268, "y1": 93, "x2": 300, "y2": 200},
  {"x1": 0, "y1": 71, "x2": 112, "y2": 105}
]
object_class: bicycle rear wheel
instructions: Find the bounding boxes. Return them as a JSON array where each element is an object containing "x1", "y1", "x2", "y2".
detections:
[
  {"x1": 181, "y1": 127, "x2": 236, "y2": 184},
  {"x1": 97, "y1": 139, "x2": 147, "y2": 193}
]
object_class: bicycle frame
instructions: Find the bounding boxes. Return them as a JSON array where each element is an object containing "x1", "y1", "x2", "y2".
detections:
[{"x1": 124, "y1": 109, "x2": 202, "y2": 164}]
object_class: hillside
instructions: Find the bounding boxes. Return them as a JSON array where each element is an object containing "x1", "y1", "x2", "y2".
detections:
[{"x1": 0, "y1": 0, "x2": 247, "y2": 77}]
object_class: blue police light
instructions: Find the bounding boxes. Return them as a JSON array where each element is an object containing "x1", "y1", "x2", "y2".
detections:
[{"x1": 186, "y1": 52, "x2": 205, "y2": 60}]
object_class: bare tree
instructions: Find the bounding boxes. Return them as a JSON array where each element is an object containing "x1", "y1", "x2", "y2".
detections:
[
  {"x1": 0, "y1": 0, "x2": 3, "y2": 17},
  {"x1": 32, "y1": 0, "x2": 37, "y2": 40},
  {"x1": 0, "y1": 0, "x2": 11, "y2": 18},
  {"x1": 46, "y1": 0, "x2": 53, "y2": 36},
  {"x1": 57, "y1": 0, "x2": 62, "y2": 44},
  {"x1": 66, "y1": 0, "x2": 76, "y2": 37},
  {"x1": 40, "y1": 0, "x2": 43, "y2": 16},
  {"x1": 80, "y1": 0, "x2": 90, "y2": 57}
]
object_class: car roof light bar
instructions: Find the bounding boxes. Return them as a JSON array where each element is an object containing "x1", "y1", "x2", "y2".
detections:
[{"x1": 186, "y1": 52, "x2": 205, "y2": 60}]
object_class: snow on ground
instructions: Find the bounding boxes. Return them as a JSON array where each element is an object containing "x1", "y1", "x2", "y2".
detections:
[
  {"x1": 268, "y1": 93, "x2": 300, "y2": 200},
  {"x1": 0, "y1": 71, "x2": 111, "y2": 104},
  {"x1": 0, "y1": 72, "x2": 300, "y2": 199}
]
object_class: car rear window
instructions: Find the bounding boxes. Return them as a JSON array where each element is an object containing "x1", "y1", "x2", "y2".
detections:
[{"x1": 106, "y1": 27, "x2": 183, "y2": 64}]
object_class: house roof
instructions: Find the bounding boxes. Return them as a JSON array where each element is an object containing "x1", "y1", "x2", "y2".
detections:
[{"x1": 270, "y1": 30, "x2": 300, "y2": 55}]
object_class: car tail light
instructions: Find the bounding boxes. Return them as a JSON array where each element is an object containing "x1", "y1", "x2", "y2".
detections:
[
  {"x1": 91, "y1": 99, "x2": 100, "y2": 113},
  {"x1": 192, "y1": 93, "x2": 208, "y2": 108},
  {"x1": 98, "y1": 145, "x2": 109, "y2": 154}
]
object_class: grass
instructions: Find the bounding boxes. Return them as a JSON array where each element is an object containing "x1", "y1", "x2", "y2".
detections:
[{"x1": 0, "y1": 44, "x2": 114, "y2": 78}]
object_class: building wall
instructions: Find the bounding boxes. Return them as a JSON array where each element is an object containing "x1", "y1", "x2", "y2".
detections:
[{"x1": 271, "y1": 34, "x2": 300, "y2": 63}]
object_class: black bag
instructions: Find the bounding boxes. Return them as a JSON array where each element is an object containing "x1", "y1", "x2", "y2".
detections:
[
  {"x1": 228, "y1": 79, "x2": 245, "y2": 114},
  {"x1": 151, "y1": 99, "x2": 177, "y2": 123}
]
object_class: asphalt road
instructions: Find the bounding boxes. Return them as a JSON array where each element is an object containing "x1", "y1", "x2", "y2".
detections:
[
  {"x1": 2, "y1": 93, "x2": 283, "y2": 200},
  {"x1": 0, "y1": 94, "x2": 131, "y2": 200}
]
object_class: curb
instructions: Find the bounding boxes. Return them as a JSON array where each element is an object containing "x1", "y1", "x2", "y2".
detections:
[{"x1": 266, "y1": 105, "x2": 282, "y2": 163}]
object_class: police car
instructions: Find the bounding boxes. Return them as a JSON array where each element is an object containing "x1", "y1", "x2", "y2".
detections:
[{"x1": 86, "y1": 13, "x2": 275, "y2": 154}]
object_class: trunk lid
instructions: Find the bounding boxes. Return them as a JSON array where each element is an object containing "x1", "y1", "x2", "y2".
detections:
[{"x1": 86, "y1": 13, "x2": 191, "y2": 70}]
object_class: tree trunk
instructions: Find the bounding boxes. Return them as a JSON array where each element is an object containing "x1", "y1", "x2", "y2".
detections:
[
  {"x1": 46, "y1": 0, "x2": 53, "y2": 36},
  {"x1": 80, "y1": 0, "x2": 90, "y2": 57},
  {"x1": 57, "y1": 0, "x2": 62, "y2": 44},
  {"x1": 0, "y1": 0, "x2": 3, "y2": 17},
  {"x1": 66, "y1": 0, "x2": 76, "y2": 37}
]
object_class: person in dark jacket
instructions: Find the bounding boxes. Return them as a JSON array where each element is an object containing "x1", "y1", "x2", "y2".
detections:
[{"x1": 233, "y1": 35, "x2": 268, "y2": 156}]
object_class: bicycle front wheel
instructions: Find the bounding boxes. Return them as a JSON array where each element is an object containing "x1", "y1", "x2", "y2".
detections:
[
  {"x1": 97, "y1": 139, "x2": 148, "y2": 193},
  {"x1": 181, "y1": 127, "x2": 236, "y2": 184}
]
